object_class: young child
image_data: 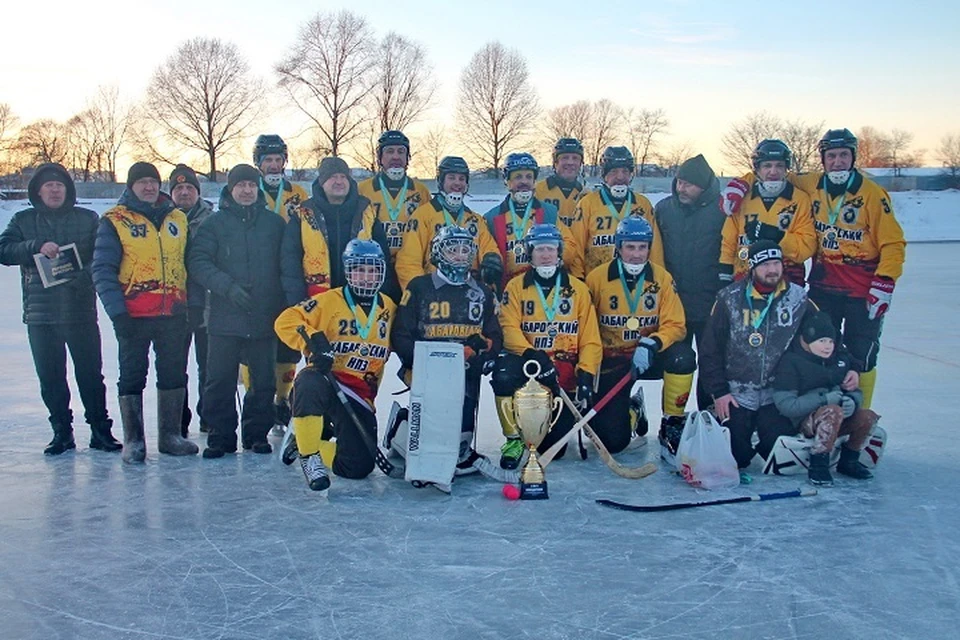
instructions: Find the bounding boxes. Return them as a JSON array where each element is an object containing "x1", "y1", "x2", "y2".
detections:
[{"x1": 772, "y1": 311, "x2": 877, "y2": 486}]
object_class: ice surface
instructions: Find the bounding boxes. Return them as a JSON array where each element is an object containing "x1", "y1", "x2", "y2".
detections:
[{"x1": 0, "y1": 241, "x2": 958, "y2": 638}]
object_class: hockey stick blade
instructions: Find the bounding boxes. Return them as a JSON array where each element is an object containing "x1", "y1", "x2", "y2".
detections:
[
  {"x1": 557, "y1": 388, "x2": 656, "y2": 480},
  {"x1": 596, "y1": 488, "x2": 818, "y2": 512}
]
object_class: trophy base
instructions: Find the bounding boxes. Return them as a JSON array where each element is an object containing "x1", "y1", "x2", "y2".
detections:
[{"x1": 520, "y1": 481, "x2": 549, "y2": 500}]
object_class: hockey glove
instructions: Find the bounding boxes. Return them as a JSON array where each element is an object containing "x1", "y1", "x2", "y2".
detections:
[
  {"x1": 227, "y1": 284, "x2": 253, "y2": 312},
  {"x1": 111, "y1": 312, "x2": 136, "y2": 339},
  {"x1": 744, "y1": 220, "x2": 785, "y2": 243},
  {"x1": 866, "y1": 276, "x2": 894, "y2": 320},
  {"x1": 720, "y1": 178, "x2": 750, "y2": 216},
  {"x1": 522, "y1": 348, "x2": 558, "y2": 392},
  {"x1": 823, "y1": 389, "x2": 844, "y2": 407},
  {"x1": 575, "y1": 370, "x2": 594, "y2": 414},
  {"x1": 479, "y1": 252, "x2": 504, "y2": 287},
  {"x1": 464, "y1": 334, "x2": 492, "y2": 373},
  {"x1": 305, "y1": 331, "x2": 335, "y2": 372},
  {"x1": 839, "y1": 395, "x2": 857, "y2": 419},
  {"x1": 631, "y1": 336, "x2": 661, "y2": 378}
]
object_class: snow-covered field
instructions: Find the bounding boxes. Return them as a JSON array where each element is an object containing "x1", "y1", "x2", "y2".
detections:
[{"x1": 0, "y1": 193, "x2": 958, "y2": 638}]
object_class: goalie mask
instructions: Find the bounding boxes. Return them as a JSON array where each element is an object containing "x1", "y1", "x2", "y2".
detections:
[
  {"x1": 343, "y1": 239, "x2": 386, "y2": 298},
  {"x1": 430, "y1": 225, "x2": 477, "y2": 285}
]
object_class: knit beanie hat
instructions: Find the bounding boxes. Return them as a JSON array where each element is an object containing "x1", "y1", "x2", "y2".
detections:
[
  {"x1": 676, "y1": 154, "x2": 714, "y2": 190},
  {"x1": 317, "y1": 156, "x2": 351, "y2": 186},
  {"x1": 748, "y1": 239, "x2": 783, "y2": 270},
  {"x1": 34, "y1": 164, "x2": 68, "y2": 187},
  {"x1": 227, "y1": 164, "x2": 261, "y2": 190},
  {"x1": 168, "y1": 164, "x2": 200, "y2": 193},
  {"x1": 800, "y1": 311, "x2": 837, "y2": 343},
  {"x1": 127, "y1": 162, "x2": 161, "y2": 188}
]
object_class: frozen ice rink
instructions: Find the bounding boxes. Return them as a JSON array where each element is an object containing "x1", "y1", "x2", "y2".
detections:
[{"x1": 0, "y1": 240, "x2": 957, "y2": 639}]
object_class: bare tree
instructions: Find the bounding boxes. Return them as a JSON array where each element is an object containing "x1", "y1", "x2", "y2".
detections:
[
  {"x1": 779, "y1": 118, "x2": 824, "y2": 174},
  {"x1": 584, "y1": 99, "x2": 622, "y2": 175},
  {"x1": 658, "y1": 141, "x2": 694, "y2": 176},
  {"x1": 415, "y1": 125, "x2": 448, "y2": 177},
  {"x1": 626, "y1": 108, "x2": 669, "y2": 176},
  {"x1": 540, "y1": 100, "x2": 592, "y2": 165},
  {"x1": 0, "y1": 103, "x2": 20, "y2": 176},
  {"x1": 66, "y1": 109, "x2": 102, "y2": 182},
  {"x1": 146, "y1": 37, "x2": 263, "y2": 179},
  {"x1": 456, "y1": 41, "x2": 540, "y2": 170},
  {"x1": 15, "y1": 119, "x2": 69, "y2": 166},
  {"x1": 276, "y1": 10, "x2": 375, "y2": 158},
  {"x1": 720, "y1": 112, "x2": 782, "y2": 172},
  {"x1": 371, "y1": 33, "x2": 435, "y2": 133},
  {"x1": 937, "y1": 133, "x2": 960, "y2": 182},
  {"x1": 89, "y1": 86, "x2": 131, "y2": 183},
  {"x1": 888, "y1": 129, "x2": 915, "y2": 176},
  {"x1": 856, "y1": 126, "x2": 892, "y2": 168}
]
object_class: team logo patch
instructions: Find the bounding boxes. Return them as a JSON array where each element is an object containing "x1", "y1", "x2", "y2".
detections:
[
  {"x1": 643, "y1": 293, "x2": 657, "y2": 311},
  {"x1": 559, "y1": 298, "x2": 572, "y2": 315},
  {"x1": 778, "y1": 306, "x2": 792, "y2": 325},
  {"x1": 842, "y1": 206, "x2": 858, "y2": 225},
  {"x1": 167, "y1": 222, "x2": 179, "y2": 237},
  {"x1": 359, "y1": 345, "x2": 370, "y2": 357},
  {"x1": 469, "y1": 301, "x2": 483, "y2": 322},
  {"x1": 466, "y1": 287, "x2": 484, "y2": 302}
]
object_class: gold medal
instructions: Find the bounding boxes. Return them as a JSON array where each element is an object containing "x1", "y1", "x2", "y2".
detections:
[
  {"x1": 738, "y1": 247, "x2": 749, "y2": 261},
  {"x1": 625, "y1": 316, "x2": 641, "y2": 331},
  {"x1": 748, "y1": 332, "x2": 763, "y2": 347}
]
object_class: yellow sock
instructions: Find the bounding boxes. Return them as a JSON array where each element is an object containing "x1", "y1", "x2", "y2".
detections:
[
  {"x1": 293, "y1": 416, "x2": 323, "y2": 456},
  {"x1": 662, "y1": 373, "x2": 694, "y2": 417},
  {"x1": 859, "y1": 369, "x2": 877, "y2": 410},
  {"x1": 317, "y1": 439, "x2": 336, "y2": 468},
  {"x1": 239, "y1": 364, "x2": 251, "y2": 392},
  {"x1": 275, "y1": 363, "x2": 296, "y2": 400},
  {"x1": 495, "y1": 396, "x2": 520, "y2": 438}
]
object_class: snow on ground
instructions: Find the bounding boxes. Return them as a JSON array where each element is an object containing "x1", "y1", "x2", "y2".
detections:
[{"x1": 0, "y1": 198, "x2": 958, "y2": 638}]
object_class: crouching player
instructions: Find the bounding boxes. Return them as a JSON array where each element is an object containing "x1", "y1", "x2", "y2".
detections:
[
  {"x1": 390, "y1": 226, "x2": 503, "y2": 472},
  {"x1": 493, "y1": 224, "x2": 602, "y2": 468},
  {"x1": 586, "y1": 217, "x2": 695, "y2": 454},
  {"x1": 275, "y1": 239, "x2": 396, "y2": 491}
]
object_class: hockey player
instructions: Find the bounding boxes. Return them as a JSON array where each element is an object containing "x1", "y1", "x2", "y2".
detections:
[
  {"x1": 719, "y1": 139, "x2": 816, "y2": 287},
  {"x1": 720, "y1": 129, "x2": 906, "y2": 409},
  {"x1": 535, "y1": 138, "x2": 585, "y2": 228},
  {"x1": 357, "y1": 130, "x2": 432, "y2": 263},
  {"x1": 484, "y1": 152, "x2": 584, "y2": 288},
  {"x1": 394, "y1": 156, "x2": 502, "y2": 291},
  {"x1": 390, "y1": 226, "x2": 503, "y2": 470},
  {"x1": 585, "y1": 217, "x2": 694, "y2": 454},
  {"x1": 493, "y1": 224, "x2": 602, "y2": 468},
  {"x1": 275, "y1": 239, "x2": 396, "y2": 490},
  {"x1": 571, "y1": 146, "x2": 661, "y2": 275}
]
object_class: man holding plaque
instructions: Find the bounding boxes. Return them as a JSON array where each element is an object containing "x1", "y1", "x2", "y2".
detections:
[
  {"x1": 493, "y1": 224, "x2": 602, "y2": 468},
  {"x1": 0, "y1": 163, "x2": 120, "y2": 455},
  {"x1": 698, "y1": 240, "x2": 815, "y2": 479},
  {"x1": 585, "y1": 217, "x2": 694, "y2": 454}
]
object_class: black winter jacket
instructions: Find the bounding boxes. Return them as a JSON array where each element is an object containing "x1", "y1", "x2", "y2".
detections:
[
  {"x1": 772, "y1": 342, "x2": 863, "y2": 426},
  {"x1": 653, "y1": 164, "x2": 725, "y2": 325},
  {"x1": 0, "y1": 163, "x2": 99, "y2": 325},
  {"x1": 187, "y1": 187, "x2": 285, "y2": 339}
]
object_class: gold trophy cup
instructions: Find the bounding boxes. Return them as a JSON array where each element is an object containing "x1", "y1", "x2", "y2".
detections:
[{"x1": 499, "y1": 360, "x2": 563, "y2": 499}]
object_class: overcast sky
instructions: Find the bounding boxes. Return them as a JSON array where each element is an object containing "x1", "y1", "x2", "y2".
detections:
[{"x1": 2, "y1": 0, "x2": 956, "y2": 175}]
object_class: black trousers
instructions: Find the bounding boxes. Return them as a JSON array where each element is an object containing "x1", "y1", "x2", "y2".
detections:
[
  {"x1": 204, "y1": 335, "x2": 276, "y2": 451},
  {"x1": 116, "y1": 316, "x2": 188, "y2": 396},
  {"x1": 291, "y1": 367, "x2": 376, "y2": 479},
  {"x1": 680, "y1": 318, "x2": 713, "y2": 411},
  {"x1": 27, "y1": 322, "x2": 109, "y2": 429},
  {"x1": 726, "y1": 403, "x2": 796, "y2": 468},
  {"x1": 182, "y1": 309, "x2": 208, "y2": 427},
  {"x1": 809, "y1": 289, "x2": 883, "y2": 372}
]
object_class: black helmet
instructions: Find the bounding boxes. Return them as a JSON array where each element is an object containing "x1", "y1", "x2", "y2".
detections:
[
  {"x1": 377, "y1": 130, "x2": 410, "y2": 161},
  {"x1": 437, "y1": 156, "x2": 470, "y2": 186},
  {"x1": 752, "y1": 139, "x2": 792, "y2": 172},
  {"x1": 253, "y1": 134, "x2": 287, "y2": 166},
  {"x1": 601, "y1": 146, "x2": 635, "y2": 176},
  {"x1": 818, "y1": 128, "x2": 858, "y2": 162},
  {"x1": 553, "y1": 137, "x2": 584, "y2": 163}
]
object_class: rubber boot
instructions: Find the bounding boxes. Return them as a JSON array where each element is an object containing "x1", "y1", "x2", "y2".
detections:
[
  {"x1": 44, "y1": 422, "x2": 76, "y2": 455},
  {"x1": 89, "y1": 419, "x2": 122, "y2": 452},
  {"x1": 807, "y1": 452, "x2": 834, "y2": 486},
  {"x1": 119, "y1": 395, "x2": 146, "y2": 464},
  {"x1": 157, "y1": 388, "x2": 199, "y2": 456},
  {"x1": 836, "y1": 446, "x2": 873, "y2": 480}
]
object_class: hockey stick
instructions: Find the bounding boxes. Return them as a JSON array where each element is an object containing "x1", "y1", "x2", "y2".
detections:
[
  {"x1": 556, "y1": 388, "x2": 657, "y2": 480},
  {"x1": 596, "y1": 488, "x2": 818, "y2": 513},
  {"x1": 295, "y1": 326, "x2": 404, "y2": 479},
  {"x1": 539, "y1": 372, "x2": 633, "y2": 468}
]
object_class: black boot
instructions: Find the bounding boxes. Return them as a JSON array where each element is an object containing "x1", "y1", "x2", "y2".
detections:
[
  {"x1": 158, "y1": 388, "x2": 199, "y2": 456},
  {"x1": 44, "y1": 423, "x2": 76, "y2": 455},
  {"x1": 89, "y1": 420, "x2": 122, "y2": 452},
  {"x1": 836, "y1": 446, "x2": 873, "y2": 480},
  {"x1": 807, "y1": 452, "x2": 834, "y2": 487},
  {"x1": 119, "y1": 395, "x2": 146, "y2": 464}
]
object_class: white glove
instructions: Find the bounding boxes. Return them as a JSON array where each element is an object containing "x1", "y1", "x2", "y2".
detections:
[
  {"x1": 866, "y1": 277, "x2": 895, "y2": 321},
  {"x1": 631, "y1": 337, "x2": 660, "y2": 377}
]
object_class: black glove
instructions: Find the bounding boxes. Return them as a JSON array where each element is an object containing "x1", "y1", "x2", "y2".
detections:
[
  {"x1": 305, "y1": 331, "x2": 335, "y2": 372},
  {"x1": 479, "y1": 252, "x2": 503, "y2": 287},
  {"x1": 744, "y1": 220, "x2": 785, "y2": 243},
  {"x1": 112, "y1": 312, "x2": 136, "y2": 339},
  {"x1": 228, "y1": 284, "x2": 253, "y2": 311},
  {"x1": 522, "y1": 348, "x2": 558, "y2": 392},
  {"x1": 575, "y1": 370, "x2": 594, "y2": 414},
  {"x1": 465, "y1": 334, "x2": 492, "y2": 373},
  {"x1": 187, "y1": 305, "x2": 205, "y2": 329}
]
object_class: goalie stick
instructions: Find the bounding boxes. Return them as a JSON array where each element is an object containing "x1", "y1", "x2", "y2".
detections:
[
  {"x1": 556, "y1": 388, "x2": 657, "y2": 480},
  {"x1": 596, "y1": 488, "x2": 817, "y2": 512}
]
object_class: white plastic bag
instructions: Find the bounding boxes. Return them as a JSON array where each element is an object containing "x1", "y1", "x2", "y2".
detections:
[{"x1": 676, "y1": 410, "x2": 740, "y2": 490}]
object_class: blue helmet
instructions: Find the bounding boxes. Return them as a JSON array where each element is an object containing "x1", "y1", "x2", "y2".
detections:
[
  {"x1": 615, "y1": 216, "x2": 654, "y2": 252},
  {"x1": 502, "y1": 152, "x2": 539, "y2": 181},
  {"x1": 523, "y1": 223, "x2": 564, "y2": 260},
  {"x1": 430, "y1": 225, "x2": 477, "y2": 284},
  {"x1": 342, "y1": 239, "x2": 386, "y2": 298},
  {"x1": 553, "y1": 138, "x2": 584, "y2": 163}
]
